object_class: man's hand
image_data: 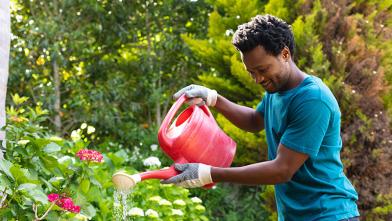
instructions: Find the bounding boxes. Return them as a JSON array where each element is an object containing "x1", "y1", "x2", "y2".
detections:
[
  {"x1": 161, "y1": 163, "x2": 213, "y2": 188},
  {"x1": 173, "y1": 84, "x2": 218, "y2": 106}
]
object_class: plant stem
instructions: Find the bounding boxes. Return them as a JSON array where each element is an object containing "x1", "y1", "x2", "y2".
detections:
[
  {"x1": 33, "y1": 201, "x2": 57, "y2": 221},
  {"x1": 0, "y1": 187, "x2": 7, "y2": 208}
]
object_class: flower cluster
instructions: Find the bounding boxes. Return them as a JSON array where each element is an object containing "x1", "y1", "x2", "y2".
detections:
[
  {"x1": 143, "y1": 156, "x2": 161, "y2": 167},
  {"x1": 47, "y1": 193, "x2": 81, "y2": 213},
  {"x1": 76, "y1": 149, "x2": 103, "y2": 163}
]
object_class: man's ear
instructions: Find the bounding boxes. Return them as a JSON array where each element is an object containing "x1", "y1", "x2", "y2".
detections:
[{"x1": 281, "y1": 47, "x2": 291, "y2": 62}]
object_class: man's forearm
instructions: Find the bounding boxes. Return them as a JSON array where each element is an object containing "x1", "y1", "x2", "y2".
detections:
[
  {"x1": 214, "y1": 95, "x2": 264, "y2": 132},
  {"x1": 211, "y1": 160, "x2": 291, "y2": 185}
]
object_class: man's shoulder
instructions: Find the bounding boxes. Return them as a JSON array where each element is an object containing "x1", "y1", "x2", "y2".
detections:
[
  {"x1": 290, "y1": 76, "x2": 339, "y2": 111},
  {"x1": 296, "y1": 76, "x2": 336, "y2": 101}
]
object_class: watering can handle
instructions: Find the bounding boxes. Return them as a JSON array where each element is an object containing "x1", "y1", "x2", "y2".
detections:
[{"x1": 158, "y1": 94, "x2": 188, "y2": 148}]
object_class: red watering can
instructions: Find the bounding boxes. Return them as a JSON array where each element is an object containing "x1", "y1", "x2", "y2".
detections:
[{"x1": 112, "y1": 94, "x2": 236, "y2": 191}]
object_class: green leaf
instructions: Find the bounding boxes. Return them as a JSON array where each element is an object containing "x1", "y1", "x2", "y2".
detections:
[
  {"x1": 41, "y1": 155, "x2": 59, "y2": 169},
  {"x1": 19, "y1": 184, "x2": 48, "y2": 204},
  {"x1": 17, "y1": 183, "x2": 37, "y2": 191},
  {"x1": 80, "y1": 179, "x2": 90, "y2": 194},
  {"x1": 0, "y1": 174, "x2": 13, "y2": 189},
  {"x1": 43, "y1": 142, "x2": 61, "y2": 153},
  {"x1": 48, "y1": 177, "x2": 65, "y2": 188},
  {"x1": 82, "y1": 204, "x2": 97, "y2": 218},
  {"x1": 0, "y1": 159, "x2": 14, "y2": 180},
  {"x1": 11, "y1": 93, "x2": 29, "y2": 105},
  {"x1": 89, "y1": 176, "x2": 102, "y2": 188},
  {"x1": 31, "y1": 138, "x2": 51, "y2": 149},
  {"x1": 10, "y1": 166, "x2": 36, "y2": 184},
  {"x1": 29, "y1": 189, "x2": 48, "y2": 204}
]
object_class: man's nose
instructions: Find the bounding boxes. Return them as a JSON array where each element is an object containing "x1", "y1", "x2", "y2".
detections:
[{"x1": 255, "y1": 74, "x2": 264, "y2": 84}]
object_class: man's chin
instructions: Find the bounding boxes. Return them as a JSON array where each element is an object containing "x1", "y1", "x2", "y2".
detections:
[{"x1": 264, "y1": 88, "x2": 278, "y2": 94}]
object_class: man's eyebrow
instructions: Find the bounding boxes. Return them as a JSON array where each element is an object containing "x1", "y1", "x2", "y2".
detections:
[{"x1": 248, "y1": 64, "x2": 268, "y2": 70}]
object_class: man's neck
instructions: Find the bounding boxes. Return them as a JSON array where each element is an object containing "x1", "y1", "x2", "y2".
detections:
[{"x1": 287, "y1": 62, "x2": 306, "y2": 89}]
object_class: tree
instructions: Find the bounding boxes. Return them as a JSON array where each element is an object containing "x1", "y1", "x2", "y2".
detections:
[{"x1": 0, "y1": 0, "x2": 10, "y2": 159}]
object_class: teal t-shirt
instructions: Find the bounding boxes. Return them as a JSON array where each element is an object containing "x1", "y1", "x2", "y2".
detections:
[{"x1": 256, "y1": 75, "x2": 359, "y2": 221}]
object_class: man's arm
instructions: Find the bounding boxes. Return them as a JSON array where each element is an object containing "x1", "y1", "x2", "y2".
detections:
[
  {"x1": 211, "y1": 144, "x2": 309, "y2": 184},
  {"x1": 173, "y1": 85, "x2": 264, "y2": 132},
  {"x1": 214, "y1": 95, "x2": 264, "y2": 132}
]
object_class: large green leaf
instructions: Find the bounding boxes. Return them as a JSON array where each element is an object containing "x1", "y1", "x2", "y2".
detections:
[
  {"x1": 10, "y1": 166, "x2": 36, "y2": 184},
  {"x1": 82, "y1": 204, "x2": 97, "y2": 219},
  {"x1": 28, "y1": 188, "x2": 48, "y2": 204},
  {"x1": 41, "y1": 155, "x2": 59, "y2": 169},
  {"x1": 18, "y1": 184, "x2": 48, "y2": 204},
  {"x1": 43, "y1": 142, "x2": 62, "y2": 153},
  {"x1": 48, "y1": 177, "x2": 65, "y2": 188},
  {"x1": 0, "y1": 174, "x2": 13, "y2": 190},
  {"x1": 0, "y1": 159, "x2": 14, "y2": 180},
  {"x1": 17, "y1": 183, "x2": 36, "y2": 191},
  {"x1": 80, "y1": 179, "x2": 90, "y2": 194}
]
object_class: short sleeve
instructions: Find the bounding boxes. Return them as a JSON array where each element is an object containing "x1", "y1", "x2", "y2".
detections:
[
  {"x1": 256, "y1": 95, "x2": 266, "y2": 116},
  {"x1": 280, "y1": 100, "x2": 331, "y2": 157}
]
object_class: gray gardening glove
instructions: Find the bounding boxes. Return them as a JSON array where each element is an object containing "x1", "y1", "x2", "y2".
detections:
[
  {"x1": 173, "y1": 84, "x2": 218, "y2": 106},
  {"x1": 160, "y1": 163, "x2": 213, "y2": 188}
]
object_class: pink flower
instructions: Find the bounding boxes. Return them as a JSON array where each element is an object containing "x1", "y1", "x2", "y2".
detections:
[
  {"x1": 59, "y1": 197, "x2": 74, "y2": 210},
  {"x1": 47, "y1": 193, "x2": 81, "y2": 214},
  {"x1": 76, "y1": 149, "x2": 104, "y2": 163},
  {"x1": 69, "y1": 205, "x2": 81, "y2": 213},
  {"x1": 47, "y1": 193, "x2": 59, "y2": 202}
]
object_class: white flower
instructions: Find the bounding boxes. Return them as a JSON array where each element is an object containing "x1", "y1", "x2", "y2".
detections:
[
  {"x1": 148, "y1": 196, "x2": 162, "y2": 202},
  {"x1": 191, "y1": 197, "x2": 202, "y2": 203},
  {"x1": 145, "y1": 209, "x2": 159, "y2": 218},
  {"x1": 173, "y1": 199, "x2": 186, "y2": 206},
  {"x1": 71, "y1": 130, "x2": 81, "y2": 141},
  {"x1": 159, "y1": 199, "x2": 172, "y2": 206},
  {"x1": 150, "y1": 144, "x2": 158, "y2": 151},
  {"x1": 81, "y1": 123, "x2": 87, "y2": 129},
  {"x1": 143, "y1": 156, "x2": 161, "y2": 167},
  {"x1": 171, "y1": 209, "x2": 184, "y2": 216},
  {"x1": 17, "y1": 140, "x2": 30, "y2": 145},
  {"x1": 87, "y1": 126, "x2": 95, "y2": 134},
  {"x1": 128, "y1": 207, "x2": 144, "y2": 216}
]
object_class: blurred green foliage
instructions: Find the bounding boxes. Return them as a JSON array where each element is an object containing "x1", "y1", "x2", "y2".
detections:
[{"x1": 3, "y1": 0, "x2": 392, "y2": 220}]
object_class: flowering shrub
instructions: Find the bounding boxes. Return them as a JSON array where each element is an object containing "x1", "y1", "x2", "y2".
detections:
[{"x1": 0, "y1": 96, "x2": 209, "y2": 220}]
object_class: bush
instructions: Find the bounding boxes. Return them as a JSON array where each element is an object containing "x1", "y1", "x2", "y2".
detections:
[{"x1": 0, "y1": 95, "x2": 208, "y2": 220}]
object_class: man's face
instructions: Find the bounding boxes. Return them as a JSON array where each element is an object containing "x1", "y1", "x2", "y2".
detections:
[{"x1": 241, "y1": 45, "x2": 291, "y2": 93}]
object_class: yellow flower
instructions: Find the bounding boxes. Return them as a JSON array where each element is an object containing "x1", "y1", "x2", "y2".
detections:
[{"x1": 36, "y1": 55, "x2": 45, "y2": 66}]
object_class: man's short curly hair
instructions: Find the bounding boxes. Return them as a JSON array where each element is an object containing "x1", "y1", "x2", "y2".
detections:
[{"x1": 232, "y1": 14, "x2": 294, "y2": 57}]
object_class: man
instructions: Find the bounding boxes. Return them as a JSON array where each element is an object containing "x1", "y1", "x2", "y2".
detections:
[{"x1": 161, "y1": 14, "x2": 359, "y2": 221}]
